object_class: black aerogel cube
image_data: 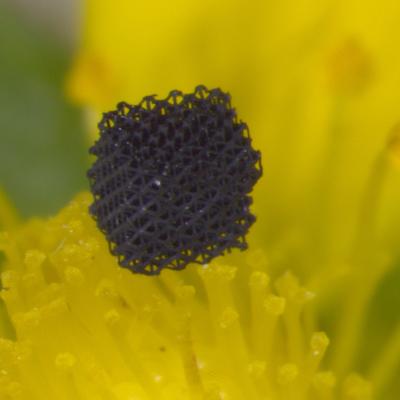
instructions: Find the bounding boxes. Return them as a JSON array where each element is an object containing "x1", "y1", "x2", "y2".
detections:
[{"x1": 88, "y1": 86, "x2": 262, "y2": 275}]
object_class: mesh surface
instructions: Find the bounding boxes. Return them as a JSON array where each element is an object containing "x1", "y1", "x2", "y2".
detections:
[{"x1": 88, "y1": 86, "x2": 262, "y2": 275}]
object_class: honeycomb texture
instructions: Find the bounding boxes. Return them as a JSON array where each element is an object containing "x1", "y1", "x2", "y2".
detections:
[{"x1": 88, "y1": 86, "x2": 262, "y2": 275}]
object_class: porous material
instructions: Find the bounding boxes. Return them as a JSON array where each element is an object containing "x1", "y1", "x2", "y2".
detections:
[{"x1": 87, "y1": 86, "x2": 262, "y2": 274}]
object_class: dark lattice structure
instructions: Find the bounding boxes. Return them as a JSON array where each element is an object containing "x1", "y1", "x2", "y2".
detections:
[{"x1": 88, "y1": 86, "x2": 262, "y2": 275}]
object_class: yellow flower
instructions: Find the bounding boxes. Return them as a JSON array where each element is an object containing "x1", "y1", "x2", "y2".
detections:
[
  {"x1": 1, "y1": 0, "x2": 399, "y2": 399},
  {"x1": 0, "y1": 193, "x2": 378, "y2": 399}
]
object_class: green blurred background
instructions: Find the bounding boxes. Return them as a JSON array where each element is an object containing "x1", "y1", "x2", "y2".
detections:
[{"x1": 0, "y1": 1, "x2": 87, "y2": 217}]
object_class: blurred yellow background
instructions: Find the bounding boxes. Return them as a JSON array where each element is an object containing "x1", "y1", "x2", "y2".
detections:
[{"x1": 67, "y1": 0, "x2": 400, "y2": 269}]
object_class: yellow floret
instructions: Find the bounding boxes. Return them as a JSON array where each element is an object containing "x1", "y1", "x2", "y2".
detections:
[{"x1": 0, "y1": 193, "x2": 377, "y2": 399}]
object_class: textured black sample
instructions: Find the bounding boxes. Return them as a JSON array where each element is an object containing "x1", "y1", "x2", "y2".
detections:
[{"x1": 88, "y1": 86, "x2": 262, "y2": 275}]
